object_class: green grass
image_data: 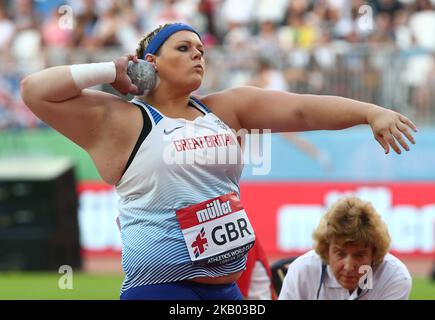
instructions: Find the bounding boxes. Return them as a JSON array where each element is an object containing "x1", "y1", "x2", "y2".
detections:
[
  {"x1": 0, "y1": 273, "x2": 434, "y2": 300},
  {"x1": 0, "y1": 273, "x2": 124, "y2": 300},
  {"x1": 409, "y1": 277, "x2": 435, "y2": 300}
]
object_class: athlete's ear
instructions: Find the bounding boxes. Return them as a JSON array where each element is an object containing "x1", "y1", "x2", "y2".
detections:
[{"x1": 144, "y1": 53, "x2": 157, "y2": 70}]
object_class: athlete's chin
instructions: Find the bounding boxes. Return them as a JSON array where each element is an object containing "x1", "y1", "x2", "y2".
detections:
[
  {"x1": 172, "y1": 76, "x2": 203, "y2": 93},
  {"x1": 185, "y1": 78, "x2": 203, "y2": 91}
]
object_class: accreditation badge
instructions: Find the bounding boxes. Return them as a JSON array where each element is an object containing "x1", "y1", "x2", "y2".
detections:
[{"x1": 176, "y1": 192, "x2": 256, "y2": 266}]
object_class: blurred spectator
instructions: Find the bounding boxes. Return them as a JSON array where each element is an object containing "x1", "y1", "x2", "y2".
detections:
[
  {"x1": 371, "y1": 0, "x2": 404, "y2": 18},
  {"x1": 155, "y1": 0, "x2": 188, "y2": 25},
  {"x1": 0, "y1": 5, "x2": 15, "y2": 52},
  {"x1": 326, "y1": 0, "x2": 354, "y2": 39},
  {"x1": 33, "y1": 0, "x2": 66, "y2": 21},
  {"x1": 0, "y1": 86, "x2": 14, "y2": 130},
  {"x1": 253, "y1": 21, "x2": 283, "y2": 64},
  {"x1": 409, "y1": 0, "x2": 435, "y2": 51},
  {"x1": 0, "y1": 75, "x2": 43, "y2": 129},
  {"x1": 41, "y1": 8, "x2": 73, "y2": 48},
  {"x1": 393, "y1": 8, "x2": 413, "y2": 49},
  {"x1": 115, "y1": 6, "x2": 142, "y2": 53},
  {"x1": 0, "y1": 0, "x2": 435, "y2": 130},
  {"x1": 12, "y1": 0, "x2": 39, "y2": 31},
  {"x1": 10, "y1": 27, "x2": 44, "y2": 76},
  {"x1": 368, "y1": 12, "x2": 395, "y2": 43},
  {"x1": 71, "y1": 0, "x2": 99, "y2": 49},
  {"x1": 197, "y1": 0, "x2": 219, "y2": 46},
  {"x1": 412, "y1": 53, "x2": 435, "y2": 120},
  {"x1": 254, "y1": 0, "x2": 288, "y2": 24},
  {"x1": 250, "y1": 57, "x2": 289, "y2": 91},
  {"x1": 220, "y1": 0, "x2": 255, "y2": 29},
  {"x1": 221, "y1": 21, "x2": 257, "y2": 87},
  {"x1": 93, "y1": 5, "x2": 121, "y2": 47}
]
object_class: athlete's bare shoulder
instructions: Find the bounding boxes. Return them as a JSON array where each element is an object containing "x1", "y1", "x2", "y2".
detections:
[{"x1": 196, "y1": 88, "x2": 250, "y2": 131}]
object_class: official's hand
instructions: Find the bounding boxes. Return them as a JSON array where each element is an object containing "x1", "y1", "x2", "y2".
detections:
[
  {"x1": 111, "y1": 55, "x2": 139, "y2": 95},
  {"x1": 367, "y1": 106, "x2": 417, "y2": 154}
]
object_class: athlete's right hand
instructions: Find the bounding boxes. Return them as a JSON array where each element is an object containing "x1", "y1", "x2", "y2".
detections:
[{"x1": 111, "y1": 55, "x2": 139, "y2": 95}]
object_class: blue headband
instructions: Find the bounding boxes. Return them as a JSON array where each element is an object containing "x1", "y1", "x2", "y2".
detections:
[{"x1": 144, "y1": 23, "x2": 201, "y2": 57}]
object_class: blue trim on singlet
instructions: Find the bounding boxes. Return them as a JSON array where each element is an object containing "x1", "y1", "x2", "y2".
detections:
[
  {"x1": 120, "y1": 281, "x2": 243, "y2": 300},
  {"x1": 132, "y1": 97, "x2": 209, "y2": 124},
  {"x1": 144, "y1": 104, "x2": 163, "y2": 125},
  {"x1": 190, "y1": 96, "x2": 211, "y2": 113}
]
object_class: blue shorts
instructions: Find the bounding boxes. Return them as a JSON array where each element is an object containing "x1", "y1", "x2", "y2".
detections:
[{"x1": 120, "y1": 281, "x2": 244, "y2": 300}]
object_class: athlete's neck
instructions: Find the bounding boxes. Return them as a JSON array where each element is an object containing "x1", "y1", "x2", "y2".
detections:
[{"x1": 142, "y1": 93, "x2": 192, "y2": 116}]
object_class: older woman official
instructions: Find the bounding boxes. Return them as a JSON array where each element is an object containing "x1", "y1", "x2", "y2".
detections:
[{"x1": 279, "y1": 197, "x2": 412, "y2": 300}]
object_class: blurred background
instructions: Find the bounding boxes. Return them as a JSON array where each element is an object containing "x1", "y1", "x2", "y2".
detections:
[{"x1": 0, "y1": 0, "x2": 434, "y2": 299}]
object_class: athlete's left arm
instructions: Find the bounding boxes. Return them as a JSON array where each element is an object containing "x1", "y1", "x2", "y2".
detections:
[{"x1": 203, "y1": 86, "x2": 417, "y2": 155}]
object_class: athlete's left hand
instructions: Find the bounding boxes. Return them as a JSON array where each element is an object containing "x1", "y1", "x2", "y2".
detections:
[{"x1": 367, "y1": 106, "x2": 417, "y2": 155}]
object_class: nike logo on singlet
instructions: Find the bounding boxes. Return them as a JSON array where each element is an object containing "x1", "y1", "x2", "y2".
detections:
[{"x1": 164, "y1": 126, "x2": 184, "y2": 135}]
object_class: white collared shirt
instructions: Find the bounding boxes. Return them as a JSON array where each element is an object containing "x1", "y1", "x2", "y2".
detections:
[{"x1": 278, "y1": 250, "x2": 412, "y2": 300}]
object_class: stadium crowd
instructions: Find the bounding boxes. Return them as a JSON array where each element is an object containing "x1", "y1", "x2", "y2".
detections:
[{"x1": 0, "y1": 0, "x2": 434, "y2": 129}]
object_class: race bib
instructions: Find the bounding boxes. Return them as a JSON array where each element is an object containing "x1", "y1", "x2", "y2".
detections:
[{"x1": 176, "y1": 193, "x2": 256, "y2": 266}]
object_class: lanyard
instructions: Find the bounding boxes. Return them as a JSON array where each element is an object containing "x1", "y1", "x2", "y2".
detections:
[{"x1": 316, "y1": 263, "x2": 327, "y2": 300}]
